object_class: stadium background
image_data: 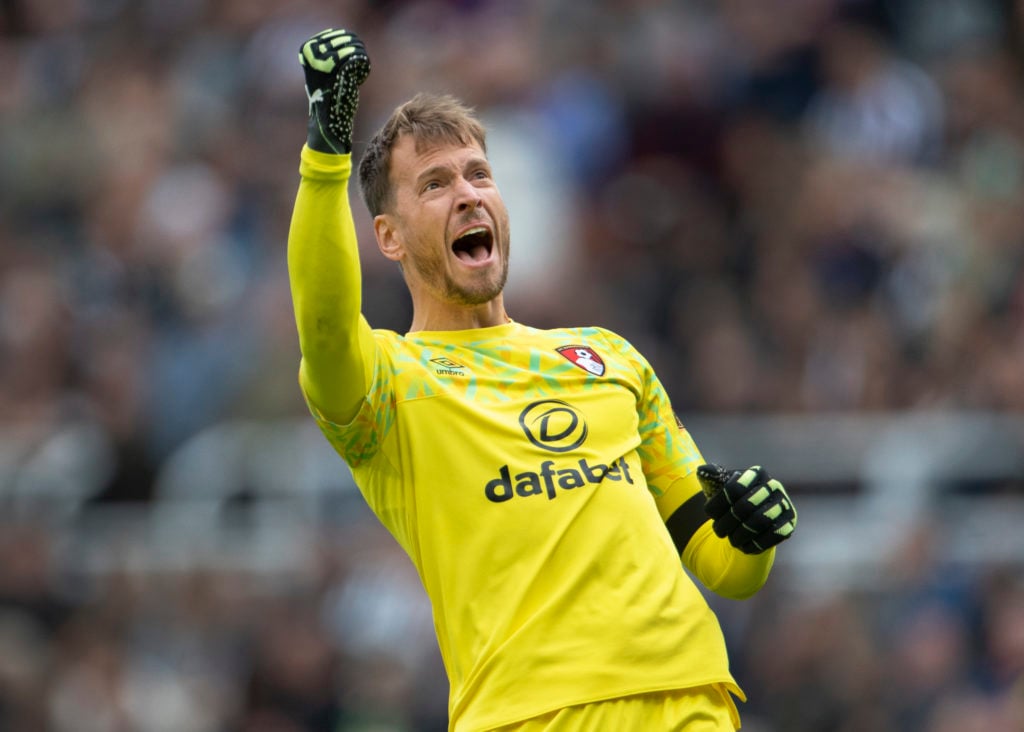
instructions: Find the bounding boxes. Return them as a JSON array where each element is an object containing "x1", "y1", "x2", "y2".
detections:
[{"x1": 2, "y1": 0, "x2": 1023, "y2": 729}]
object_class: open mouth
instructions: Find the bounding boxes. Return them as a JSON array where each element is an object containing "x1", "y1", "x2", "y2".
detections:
[{"x1": 452, "y1": 226, "x2": 494, "y2": 264}]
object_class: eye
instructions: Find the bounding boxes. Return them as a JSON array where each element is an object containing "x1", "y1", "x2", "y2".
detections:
[{"x1": 422, "y1": 180, "x2": 442, "y2": 193}]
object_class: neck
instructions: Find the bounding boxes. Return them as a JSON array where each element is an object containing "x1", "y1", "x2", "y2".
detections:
[{"x1": 408, "y1": 296, "x2": 509, "y2": 332}]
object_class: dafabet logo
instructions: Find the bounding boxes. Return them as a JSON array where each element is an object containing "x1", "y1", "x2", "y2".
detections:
[{"x1": 484, "y1": 400, "x2": 633, "y2": 503}]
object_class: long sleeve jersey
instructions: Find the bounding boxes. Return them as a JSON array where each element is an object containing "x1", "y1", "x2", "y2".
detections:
[{"x1": 288, "y1": 146, "x2": 774, "y2": 731}]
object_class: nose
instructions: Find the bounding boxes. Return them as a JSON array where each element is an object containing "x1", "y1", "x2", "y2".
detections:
[{"x1": 454, "y1": 176, "x2": 482, "y2": 212}]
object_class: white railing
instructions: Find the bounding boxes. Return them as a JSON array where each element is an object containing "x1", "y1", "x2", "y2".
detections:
[{"x1": 2, "y1": 413, "x2": 1023, "y2": 589}]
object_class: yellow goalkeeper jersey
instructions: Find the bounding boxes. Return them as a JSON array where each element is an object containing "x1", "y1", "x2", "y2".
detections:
[{"x1": 306, "y1": 321, "x2": 742, "y2": 730}]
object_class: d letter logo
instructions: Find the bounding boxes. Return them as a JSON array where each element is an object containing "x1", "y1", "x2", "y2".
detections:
[{"x1": 519, "y1": 400, "x2": 589, "y2": 453}]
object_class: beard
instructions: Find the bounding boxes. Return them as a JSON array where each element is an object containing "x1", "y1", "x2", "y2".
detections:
[
  {"x1": 442, "y1": 257, "x2": 509, "y2": 305},
  {"x1": 406, "y1": 229, "x2": 510, "y2": 306}
]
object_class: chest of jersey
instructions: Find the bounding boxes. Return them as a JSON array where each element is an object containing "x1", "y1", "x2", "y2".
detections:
[
  {"x1": 353, "y1": 326, "x2": 669, "y2": 570},
  {"x1": 388, "y1": 335, "x2": 644, "y2": 492}
]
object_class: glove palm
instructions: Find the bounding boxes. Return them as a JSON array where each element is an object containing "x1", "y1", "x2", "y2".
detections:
[{"x1": 299, "y1": 28, "x2": 371, "y2": 154}]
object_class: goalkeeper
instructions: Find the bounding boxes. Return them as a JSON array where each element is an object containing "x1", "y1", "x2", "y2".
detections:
[{"x1": 289, "y1": 28, "x2": 797, "y2": 731}]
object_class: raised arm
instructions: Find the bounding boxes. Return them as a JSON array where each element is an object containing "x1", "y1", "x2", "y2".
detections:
[{"x1": 288, "y1": 28, "x2": 375, "y2": 424}]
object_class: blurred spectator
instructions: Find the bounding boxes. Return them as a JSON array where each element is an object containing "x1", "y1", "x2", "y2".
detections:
[{"x1": 3, "y1": 0, "x2": 1024, "y2": 729}]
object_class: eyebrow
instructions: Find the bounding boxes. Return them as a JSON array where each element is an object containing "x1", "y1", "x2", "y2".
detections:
[
  {"x1": 415, "y1": 156, "x2": 491, "y2": 187},
  {"x1": 415, "y1": 164, "x2": 452, "y2": 187},
  {"x1": 465, "y1": 156, "x2": 491, "y2": 173}
]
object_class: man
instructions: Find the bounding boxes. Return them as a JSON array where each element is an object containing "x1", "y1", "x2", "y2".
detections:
[{"x1": 288, "y1": 28, "x2": 797, "y2": 731}]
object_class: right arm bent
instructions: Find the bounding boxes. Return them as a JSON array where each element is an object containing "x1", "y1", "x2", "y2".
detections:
[{"x1": 288, "y1": 146, "x2": 374, "y2": 424}]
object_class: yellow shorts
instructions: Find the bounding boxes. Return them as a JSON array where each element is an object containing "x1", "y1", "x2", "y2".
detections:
[{"x1": 492, "y1": 684, "x2": 741, "y2": 731}]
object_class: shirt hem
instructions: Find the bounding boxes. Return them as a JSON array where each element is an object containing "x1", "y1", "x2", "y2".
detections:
[{"x1": 452, "y1": 676, "x2": 744, "y2": 731}]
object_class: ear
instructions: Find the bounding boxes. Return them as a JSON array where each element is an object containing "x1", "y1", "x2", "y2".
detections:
[{"x1": 374, "y1": 214, "x2": 404, "y2": 262}]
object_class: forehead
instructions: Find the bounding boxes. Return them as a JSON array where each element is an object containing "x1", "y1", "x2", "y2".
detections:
[{"x1": 390, "y1": 134, "x2": 488, "y2": 180}]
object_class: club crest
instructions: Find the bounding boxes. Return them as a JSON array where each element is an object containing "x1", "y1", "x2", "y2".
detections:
[{"x1": 556, "y1": 345, "x2": 605, "y2": 376}]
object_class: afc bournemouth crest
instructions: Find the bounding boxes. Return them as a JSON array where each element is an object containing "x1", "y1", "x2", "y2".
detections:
[{"x1": 556, "y1": 345, "x2": 605, "y2": 376}]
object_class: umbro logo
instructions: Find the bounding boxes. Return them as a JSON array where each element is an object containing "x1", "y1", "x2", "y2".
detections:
[{"x1": 430, "y1": 357, "x2": 466, "y2": 376}]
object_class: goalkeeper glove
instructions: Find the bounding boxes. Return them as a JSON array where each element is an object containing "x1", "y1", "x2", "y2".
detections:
[
  {"x1": 697, "y1": 464, "x2": 797, "y2": 555},
  {"x1": 298, "y1": 28, "x2": 371, "y2": 154}
]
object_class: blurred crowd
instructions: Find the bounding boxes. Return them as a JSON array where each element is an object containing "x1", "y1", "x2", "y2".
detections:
[
  {"x1": 2, "y1": 514, "x2": 1023, "y2": 732},
  {"x1": 2, "y1": 0, "x2": 1024, "y2": 730}
]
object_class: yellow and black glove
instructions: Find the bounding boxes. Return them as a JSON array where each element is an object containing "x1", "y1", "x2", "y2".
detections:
[
  {"x1": 298, "y1": 28, "x2": 371, "y2": 154},
  {"x1": 698, "y1": 464, "x2": 797, "y2": 554}
]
